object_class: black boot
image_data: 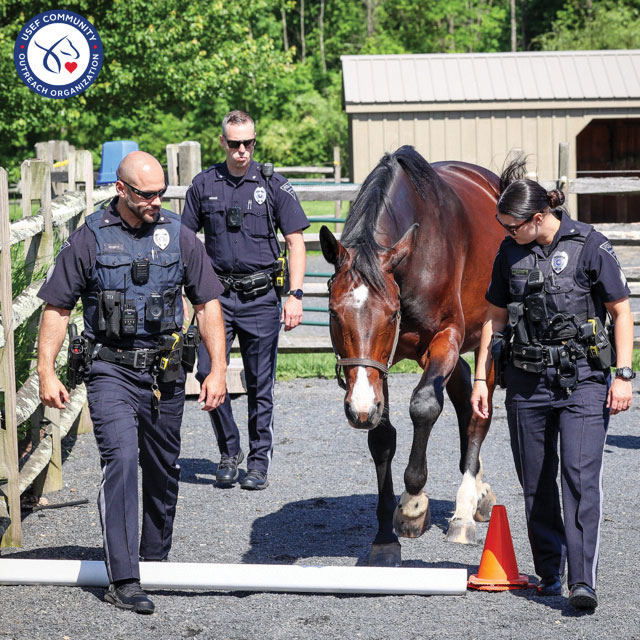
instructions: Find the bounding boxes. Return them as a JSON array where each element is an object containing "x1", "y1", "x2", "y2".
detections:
[
  {"x1": 240, "y1": 469, "x2": 269, "y2": 490},
  {"x1": 216, "y1": 449, "x2": 245, "y2": 483},
  {"x1": 568, "y1": 583, "x2": 597, "y2": 609},
  {"x1": 105, "y1": 579, "x2": 155, "y2": 614}
]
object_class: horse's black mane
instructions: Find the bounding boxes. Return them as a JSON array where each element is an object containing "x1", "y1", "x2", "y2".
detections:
[{"x1": 341, "y1": 145, "x2": 438, "y2": 291}]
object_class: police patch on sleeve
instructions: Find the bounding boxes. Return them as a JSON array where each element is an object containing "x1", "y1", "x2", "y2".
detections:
[
  {"x1": 599, "y1": 240, "x2": 620, "y2": 267},
  {"x1": 57, "y1": 239, "x2": 71, "y2": 255},
  {"x1": 280, "y1": 181, "x2": 297, "y2": 201},
  {"x1": 253, "y1": 186, "x2": 266, "y2": 205},
  {"x1": 153, "y1": 228, "x2": 170, "y2": 250}
]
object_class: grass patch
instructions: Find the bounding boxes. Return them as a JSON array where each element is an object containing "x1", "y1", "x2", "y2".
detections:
[
  {"x1": 275, "y1": 352, "x2": 475, "y2": 381},
  {"x1": 276, "y1": 351, "x2": 640, "y2": 382}
]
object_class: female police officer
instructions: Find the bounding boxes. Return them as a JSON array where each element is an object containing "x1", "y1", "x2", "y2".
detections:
[{"x1": 471, "y1": 158, "x2": 634, "y2": 610}]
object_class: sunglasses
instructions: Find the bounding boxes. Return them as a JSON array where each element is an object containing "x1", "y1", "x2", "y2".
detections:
[
  {"x1": 119, "y1": 178, "x2": 167, "y2": 200},
  {"x1": 224, "y1": 138, "x2": 256, "y2": 149},
  {"x1": 494, "y1": 214, "x2": 533, "y2": 236}
]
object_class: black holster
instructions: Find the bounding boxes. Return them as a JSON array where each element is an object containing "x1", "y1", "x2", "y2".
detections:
[
  {"x1": 156, "y1": 333, "x2": 184, "y2": 383},
  {"x1": 66, "y1": 323, "x2": 89, "y2": 389},
  {"x1": 182, "y1": 324, "x2": 201, "y2": 372},
  {"x1": 491, "y1": 328, "x2": 511, "y2": 388}
]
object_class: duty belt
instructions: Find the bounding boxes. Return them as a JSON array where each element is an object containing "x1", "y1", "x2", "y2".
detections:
[
  {"x1": 543, "y1": 342, "x2": 586, "y2": 366},
  {"x1": 215, "y1": 270, "x2": 274, "y2": 292},
  {"x1": 96, "y1": 345, "x2": 163, "y2": 369}
]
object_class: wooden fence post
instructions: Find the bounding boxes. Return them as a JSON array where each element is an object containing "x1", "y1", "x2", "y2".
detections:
[
  {"x1": 35, "y1": 141, "x2": 54, "y2": 165},
  {"x1": 166, "y1": 142, "x2": 201, "y2": 214},
  {"x1": 0, "y1": 167, "x2": 22, "y2": 547},
  {"x1": 76, "y1": 150, "x2": 94, "y2": 225},
  {"x1": 31, "y1": 408, "x2": 62, "y2": 496},
  {"x1": 21, "y1": 159, "x2": 52, "y2": 276},
  {"x1": 333, "y1": 146, "x2": 342, "y2": 232},
  {"x1": 557, "y1": 142, "x2": 569, "y2": 191},
  {"x1": 178, "y1": 141, "x2": 201, "y2": 195},
  {"x1": 36, "y1": 140, "x2": 70, "y2": 195},
  {"x1": 166, "y1": 143, "x2": 180, "y2": 213}
]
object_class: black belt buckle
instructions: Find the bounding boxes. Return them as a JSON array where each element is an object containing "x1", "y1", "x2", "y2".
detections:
[{"x1": 133, "y1": 350, "x2": 149, "y2": 368}]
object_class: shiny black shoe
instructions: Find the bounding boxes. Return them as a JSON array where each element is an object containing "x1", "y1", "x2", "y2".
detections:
[
  {"x1": 568, "y1": 583, "x2": 598, "y2": 609},
  {"x1": 216, "y1": 449, "x2": 244, "y2": 483},
  {"x1": 240, "y1": 469, "x2": 269, "y2": 490},
  {"x1": 537, "y1": 574, "x2": 563, "y2": 596},
  {"x1": 105, "y1": 579, "x2": 155, "y2": 614}
]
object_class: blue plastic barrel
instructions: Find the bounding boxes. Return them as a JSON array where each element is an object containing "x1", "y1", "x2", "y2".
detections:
[{"x1": 96, "y1": 140, "x2": 139, "y2": 184}]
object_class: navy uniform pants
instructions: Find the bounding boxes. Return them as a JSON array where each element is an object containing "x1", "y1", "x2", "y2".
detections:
[
  {"x1": 505, "y1": 360, "x2": 609, "y2": 588},
  {"x1": 86, "y1": 359, "x2": 185, "y2": 583},
  {"x1": 197, "y1": 287, "x2": 280, "y2": 473}
]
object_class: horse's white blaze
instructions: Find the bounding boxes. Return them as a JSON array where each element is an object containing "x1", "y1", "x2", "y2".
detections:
[
  {"x1": 452, "y1": 470, "x2": 478, "y2": 522},
  {"x1": 351, "y1": 284, "x2": 369, "y2": 309},
  {"x1": 351, "y1": 366, "x2": 376, "y2": 413}
]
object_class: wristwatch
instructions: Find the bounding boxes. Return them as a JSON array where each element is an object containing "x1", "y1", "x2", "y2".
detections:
[
  {"x1": 287, "y1": 289, "x2": 303, "y2": 300},
  {"x1": 615, "y1": 367, "x2": 636, "y2": 381}
]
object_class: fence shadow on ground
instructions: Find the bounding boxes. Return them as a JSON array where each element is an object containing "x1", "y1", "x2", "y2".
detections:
[
  {"x1": 605, "y1": 434, "x2": 640, "y2": 450},
  {"x1": 240, "y1": 495, "x2": 456, "y2": 566}
]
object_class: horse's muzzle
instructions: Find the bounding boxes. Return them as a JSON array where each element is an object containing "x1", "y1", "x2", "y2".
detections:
[{"x1": 345, "y1": 400, "x2": 383, "y2": 430}]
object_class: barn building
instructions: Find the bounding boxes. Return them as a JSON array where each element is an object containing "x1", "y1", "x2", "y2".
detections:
[{"x1": 341, "y1": 50, "x2": 640, "y2": 222}]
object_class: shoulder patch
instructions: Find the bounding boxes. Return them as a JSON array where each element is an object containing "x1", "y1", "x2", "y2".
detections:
[
  {"x1": 599, "y1": 240, "x2": 620, "y2": 267},
  {"x1": 280, "y1": 181, "x2": 298, "y2": 201},
  {"x1": 58, "y1": 240, "x2": 71, "y2": 255}
]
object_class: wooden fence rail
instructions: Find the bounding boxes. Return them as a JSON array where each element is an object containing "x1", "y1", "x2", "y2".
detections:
[{"x1": 0, "y1": 152, "x2": 108, "y2": 548}]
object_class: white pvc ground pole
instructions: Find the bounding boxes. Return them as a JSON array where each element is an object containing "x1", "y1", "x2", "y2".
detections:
[{"x1": 0, "y1": 560, "x2": 467, "y2": 595}]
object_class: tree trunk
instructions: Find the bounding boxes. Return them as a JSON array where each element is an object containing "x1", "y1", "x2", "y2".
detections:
[
  {"x1": 510, "y1": 0, "x2": 516, "y2": 51},
  {"x1": 300, "y1": 0, "x2": 306, "y2": 63},
  {"x1": 318, "y1": 0, "x2": 326, "y2": 74},
  {"x1": 366, "y1": 0, "x2": 374, "y2": 38},
  {"x1": 281, "y1": 5, "x2": 289, "y2": 52},
  {"x1": 448, "y1": 14, "x2": 455, "y2": 51}
]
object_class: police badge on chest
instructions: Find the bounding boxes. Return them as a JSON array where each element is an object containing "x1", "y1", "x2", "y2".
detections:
[{"x1": 551, "y1": 251, "x2": 568, "y2": 274}]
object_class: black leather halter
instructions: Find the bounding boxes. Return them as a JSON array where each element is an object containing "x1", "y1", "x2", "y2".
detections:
[{"x1": 328, "y1": 275, "x2": 402, "y2": 390}]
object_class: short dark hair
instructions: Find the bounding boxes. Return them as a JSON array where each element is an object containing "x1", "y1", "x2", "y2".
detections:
[
  {"x1": 497, "y1": 154, "x2": 565, "y2": 220},
  {"x1": 222, "y1": 110, "x2": 255, "y2": 136}
]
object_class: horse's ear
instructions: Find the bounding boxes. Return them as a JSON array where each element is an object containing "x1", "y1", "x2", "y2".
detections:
[
  {"x1": 320, "y1": 225, "x2": 346, "y2": 266},
  {"x1": 386, "y1": 223, "x2": 418, "y2": 271}
]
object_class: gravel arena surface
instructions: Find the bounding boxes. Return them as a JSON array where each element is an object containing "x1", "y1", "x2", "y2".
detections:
[{"x1": 1, "y1": 374, "x2": 640, "y2": 640}]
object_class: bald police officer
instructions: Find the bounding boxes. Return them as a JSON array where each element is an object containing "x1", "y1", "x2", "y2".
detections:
[
  {"x1": 182, "y1": 110, "x2": 309, "y2": 490},
  {"x1": 38, "y1": 151, "x2": 227, "y2": 614}
]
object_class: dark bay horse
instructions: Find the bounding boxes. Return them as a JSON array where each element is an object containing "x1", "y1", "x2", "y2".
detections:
[{"x1": 320, "y1": 146, "x2": 505, "y2": 566}]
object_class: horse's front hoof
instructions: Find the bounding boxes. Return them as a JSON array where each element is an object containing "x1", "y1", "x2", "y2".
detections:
[
  {"x1": 369, "y1": 542, "x2": 402, "y2": 567},
  {"x1": 393, "y1": 492, "x2": 430, "y2": 538},
  {"x1": 445, "y1": 518, "x2": 476, "y2": 544},
  {"x1": 473, "y1": 488, "x2": 496, "y2": 523}
]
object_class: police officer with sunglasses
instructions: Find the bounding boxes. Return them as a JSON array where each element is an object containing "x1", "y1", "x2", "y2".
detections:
[
  {"x1": 182, "y1": 110, "x2": 309, "y2": 490},
  {"x1": 471, "y1": 157, "x2": 634, "y2": 610},
  {"x1": 38, "y1": 151, "x2": 227, "y2": 614}
]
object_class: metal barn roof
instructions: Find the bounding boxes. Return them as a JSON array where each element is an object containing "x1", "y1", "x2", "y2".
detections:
[{"x1": 341, "y1": 50, "x2": 640, "y2": 105}]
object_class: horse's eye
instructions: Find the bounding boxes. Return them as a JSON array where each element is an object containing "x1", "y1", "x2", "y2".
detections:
[{"x1": 328, "y1": 309, "x2": 338, "y2": 318}]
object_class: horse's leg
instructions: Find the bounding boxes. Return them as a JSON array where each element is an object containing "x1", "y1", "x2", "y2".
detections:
[
  {"x1": 444, "y1": 355, "x2": 496, "y2": 544},
  {"x1": 367, "y1": 381, "x2": 401, "y2": 566},
  {"x1": 393, "y1": 328, "x2": 461, "y2": 539}
]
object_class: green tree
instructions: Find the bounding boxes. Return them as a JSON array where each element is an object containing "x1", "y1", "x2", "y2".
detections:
[
  {"x1": 535, "y1": 0, "x2": 640, "y2": 50},
  {"x1": 0, "y1": 0, "x2": 296, "y2": 173}
]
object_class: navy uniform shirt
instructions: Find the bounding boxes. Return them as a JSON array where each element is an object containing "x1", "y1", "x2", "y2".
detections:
[
  {"x1": 487, "y1": 210, "x2": 630, "y2": 315},
  {"x1": 181, "y1": 160, "x2": 309, "y2": 274},
  {"x1": 38, "y1": 198, "x2": 224, "y2": 344}
]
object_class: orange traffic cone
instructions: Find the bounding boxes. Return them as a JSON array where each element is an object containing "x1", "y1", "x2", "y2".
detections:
[{"x1": 468, "y1": 504, "x2": 535, "y2": 591}]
